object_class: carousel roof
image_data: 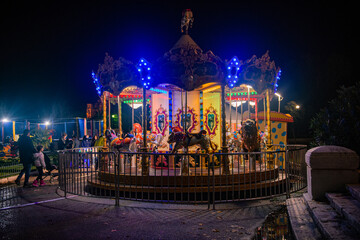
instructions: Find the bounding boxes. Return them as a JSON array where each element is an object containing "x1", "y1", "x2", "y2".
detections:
[
  {"x1": 170, "y1": 34, "x2": 202, "y2": 52},
  {"x1": 152, "y1": 32, "x2": 224, "y2": 91},
  {"x1": 92, "y1": 10, "x2": 281, "y2": 97}
]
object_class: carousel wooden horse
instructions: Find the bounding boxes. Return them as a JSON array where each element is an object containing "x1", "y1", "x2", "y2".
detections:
[
  {"x1": 105, "y1": 129, "x2": 137, "y2": 152},
  {"x1": 240, "y1": 119, "x2": 261, "y2": 160},
  {"x1": 228, "y1": 131, "x2": 242, "y2": 153},
  {"x1": 167, "y1": 128, "x2": 217, "y2": 153}
]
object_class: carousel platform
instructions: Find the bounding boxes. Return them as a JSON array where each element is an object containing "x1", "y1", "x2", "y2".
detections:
[{"x1": 85, "y1": 162, "x2": 288, "y2": 201}]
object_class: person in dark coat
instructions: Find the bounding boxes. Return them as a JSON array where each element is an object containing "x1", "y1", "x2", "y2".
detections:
[
  {"x1": 15, "y1": 129, "x2": 36, "y2": 187},
  {"x1": 81, "y1": 135, "x2": 91, "y2": 148},
  {"x1": 58, "y1": 133, "x2": 70, "y2": 150}
]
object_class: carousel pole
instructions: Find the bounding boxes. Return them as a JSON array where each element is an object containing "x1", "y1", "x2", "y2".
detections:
[
  {"x1": 240, "y1": 99, "x2": 243, "y2": 123},
  {"x1": 263, "y1": 97, "x2": 266, "y2": 132},
  {"x1": 103, "y1": 93, "x2": 107, "y2": 146},
  {"x1": 184, "y1": 91, "x2": 188, "y2": 136},
  {"x1": 108, "y1": 95, "x2": 111, "y2": 129},
  {"x1": 247, "y1": 86, "x2": 251, "y2": 119},
  {"x1": 132, "y1": 100, "x2": 134, "y2": 132},
  {"x1": 255, "y1": 99, "x2": 258, "y2": 123},
  {"x1": 235, "y1": 100, "x2": 238, "y2": 131},
  {"x1": 229, "y1": 88, "x2": 232, "y2": 132},
  {"x1": 141, "y1": 86, "x2": 149, "y2": 176},
  {"x1": 221, "y1": 84, "x2": 230, "y2": 175},
  {"x1": 117, "y1": 95, "x2": 122, "y2": 136},
  {"x1": 266, "y1": 89, "x2": 271, "y2": 148}
]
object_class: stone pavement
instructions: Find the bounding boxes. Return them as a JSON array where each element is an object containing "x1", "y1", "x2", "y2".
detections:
[{"x1": 0, "y1": 178, "x2": 287, "y2": 240}]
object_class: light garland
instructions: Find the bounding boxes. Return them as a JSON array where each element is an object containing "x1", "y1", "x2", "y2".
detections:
[
  {"x1": 91, "y1": 71, "x2": 102, "y2": 96},
  {"x1": 226, "y1": 56, "x2": 241, "y2": 88},
  {"x1": 136, "y1": 58, "x2": 152, "y2": 89},
  {"x1": 274, "y1": 69, "x2": 281, "y2": 92}
]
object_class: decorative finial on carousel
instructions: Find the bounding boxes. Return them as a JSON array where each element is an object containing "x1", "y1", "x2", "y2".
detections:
[{"x1": 181, "y1": 9, "x2": 194, "y2": 35}]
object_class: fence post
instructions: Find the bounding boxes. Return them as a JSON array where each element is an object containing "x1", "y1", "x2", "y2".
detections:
[
  {"x1": 212, "y1": 154, "x2": 216, "y2": 210},
  {"x1": 285, "y1": 146, "x2": 290, "y2": 199},
  {"x1": 115, "y1": 153, "x2": 120, "y2": 207},
  {"x1": 62, "y1": 153, "x2": 67, "y2": 198},
  {"x1": 207, "y1": 154, "x2": 210, "y2": 210}
]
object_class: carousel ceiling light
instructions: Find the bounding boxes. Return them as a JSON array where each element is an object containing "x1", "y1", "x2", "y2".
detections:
[
  {"x1": 1, "y1": 118, "x2": 9, "y2": 123},
  {"x1": 127, "y1": 103, "x2": 143, "y2": 109}
]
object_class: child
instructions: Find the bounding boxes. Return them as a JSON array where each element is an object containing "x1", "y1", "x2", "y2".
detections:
[{"x1": 32, "y1": 145, "x2": 46, "y2": 187}]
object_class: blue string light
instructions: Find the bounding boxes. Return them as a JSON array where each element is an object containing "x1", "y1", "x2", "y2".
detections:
[
  {"x1": 136, "y1": 58, "x2": 152, "y2": 89},
  {"x1": 274, "y1": 69, "x2": 281, "y2": 92},
  {"x1": 226, "y1": 56, "x2": 241, "y2": 88},
  {"x1": 91, "y1": 71, "x2": 102, "y2": 96}
]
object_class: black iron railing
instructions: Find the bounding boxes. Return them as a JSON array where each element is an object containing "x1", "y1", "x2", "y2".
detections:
[{"x1": 58, "y1": 145, "x2": 307, "y2": 209}]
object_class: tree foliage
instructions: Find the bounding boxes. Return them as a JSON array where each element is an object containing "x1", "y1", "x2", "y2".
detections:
[
  {"x1": 310, "y1": 82, "x2": 360, "y2": 154},
  {"x1": 30, "y1": 128, "x2": 52, "y2": 150}
]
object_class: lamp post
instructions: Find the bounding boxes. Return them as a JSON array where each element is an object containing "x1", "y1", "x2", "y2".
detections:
[
  {"x1": 275, "y1": 93, "x2": 283, "y2": 112},
  {"x1": 1, "y1": 118, "x2": 9, "y2": 143},
  {"x1": 45, "y1": 121, "x2": 50, "y2": 130}
]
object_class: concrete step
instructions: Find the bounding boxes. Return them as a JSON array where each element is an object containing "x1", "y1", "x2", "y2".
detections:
[
  {"x1": 303, "y1": 193, "x2": 359, "y2": 239},
  {"x1": 326, "y1": 192, "x2": 360, "y2": 233},
  {"x1": 347, "y1": 184, "x2": 360, "y2": 202},
  {"x1": 286, "y1": 197, "x2": 322, "y2": 240}
]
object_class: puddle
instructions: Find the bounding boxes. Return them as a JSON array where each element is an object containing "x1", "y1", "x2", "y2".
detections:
[{"x1": 253, "y1": 205, "x2": 294, "y2": 240}]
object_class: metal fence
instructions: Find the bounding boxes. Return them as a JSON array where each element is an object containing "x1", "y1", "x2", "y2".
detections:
[
  {"x1": 0, "y1": 159, "x2": 23, "y2": 179},
  {"x1": 58, "y1": 145, "x2": 307, "y2": 208},
  {"x1": 0, "y1": 147, "x2": 101, "y2": 180}
]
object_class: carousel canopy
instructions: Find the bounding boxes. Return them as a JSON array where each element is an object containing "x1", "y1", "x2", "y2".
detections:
[{"x1": 92, "y1": 9, "x2": 281, "y2": 97}]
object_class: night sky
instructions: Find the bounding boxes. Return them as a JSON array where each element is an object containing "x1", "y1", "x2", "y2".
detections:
[{"x1": 0, "y1": 1, "x2": 356, "y2": 137}]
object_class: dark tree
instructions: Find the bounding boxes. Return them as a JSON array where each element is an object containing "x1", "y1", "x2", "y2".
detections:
[{"x1": 310, "y1": 82, "x2": 360, "y2": 154}]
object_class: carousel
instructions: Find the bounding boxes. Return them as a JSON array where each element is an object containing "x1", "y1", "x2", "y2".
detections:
[{"x1": 87, "y1": 10, "x2": 294, "y2": 200}]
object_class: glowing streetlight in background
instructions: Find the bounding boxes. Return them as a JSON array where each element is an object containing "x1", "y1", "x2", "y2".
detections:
[
  {"x1": 295, "y1": 105, "x2": 300, "y2": 109},
  {"x1": 275, "y1": 92, "x2": 284, "y2": 112},
  {"x1": 1, "y1": 118, "x2": 10, "y2": 143},
  {"x1": 45, "y1": 121, "x2": 50, "y2": 130}
]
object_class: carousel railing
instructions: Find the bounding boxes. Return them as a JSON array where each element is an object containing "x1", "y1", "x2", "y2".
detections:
[{"x1": 58, "y1": 145, "x2": 307, "y2": 209}]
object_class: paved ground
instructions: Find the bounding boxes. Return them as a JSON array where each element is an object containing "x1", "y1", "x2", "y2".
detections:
[{"x1": 0, "y1": 177, "x2": 288, "y2": 240}]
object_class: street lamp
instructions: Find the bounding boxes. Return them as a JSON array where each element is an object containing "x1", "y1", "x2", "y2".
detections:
[
  {"x1": 246, "y1": 85, "x2": 252, "y2": 119},
  {"x1": 295, "y1": 105, "x2": 300, "y2": 109},
  {"x1": 274, "y1": 93, "x2": 284, "y2": 112},
  {"x1": 1, "y1": 118, "x2": 9, "y2": 143},
  {"x1": 45, "y1": 121, "x2": 50, "y2": 130}
]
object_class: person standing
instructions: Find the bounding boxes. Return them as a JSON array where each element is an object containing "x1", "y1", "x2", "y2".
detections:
[
  {"x1": 32, "y1": 145, "x2": 46, "y2": 187},
  {"x1": 58, "y1": 133, "x2": 69, "y2": 150},
  {"x1": 15, "y1": 129, "x2": 36, "y2": 187},
  {"x1": 72, "y1": 135, "x2": 81, "y2": 148},
  {"x1": 81, "y1": 135, "x2": 91, "y2": 148}
]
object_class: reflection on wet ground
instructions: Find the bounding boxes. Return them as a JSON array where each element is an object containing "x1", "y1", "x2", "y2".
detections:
[
  {"x1": 253, "y1": 205, "x2": 294, "y2": 240},
  {"x1": 0, "y1": 184, "x2": 21, "y2": 209},
  {"x1": 0, "y1": 182, "x2": 60, "y2": 210}
]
